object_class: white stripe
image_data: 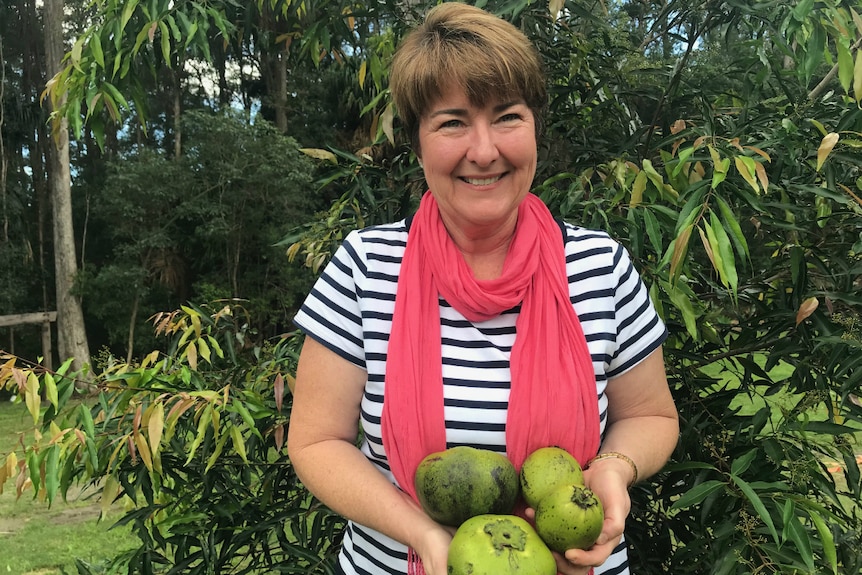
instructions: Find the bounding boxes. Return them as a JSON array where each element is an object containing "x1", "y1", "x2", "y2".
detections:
[{"x1": 293, "y1": 220, "x2": 664, "y2": 575}]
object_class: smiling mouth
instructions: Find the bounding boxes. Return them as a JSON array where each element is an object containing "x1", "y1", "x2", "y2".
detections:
[{"x1": 461, "y1": 174, "x2": 504, "y2": 186}]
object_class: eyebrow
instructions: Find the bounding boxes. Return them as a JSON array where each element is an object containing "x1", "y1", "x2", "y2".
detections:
[{"x1": 428, "y1": 101, "x2": 524, "y2": 119}]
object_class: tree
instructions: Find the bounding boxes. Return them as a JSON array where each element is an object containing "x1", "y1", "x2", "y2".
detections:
[{"x1": 42, "y1": 0, "x2": 91, "y2": 374}]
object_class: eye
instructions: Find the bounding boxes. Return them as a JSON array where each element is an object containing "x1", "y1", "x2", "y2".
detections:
[
  {"x1": 439, "y1": 118, "x2": 464, "y2": 129},
  {"x1": 498, "y1": 112, "x2": 523, "y2": 123}
]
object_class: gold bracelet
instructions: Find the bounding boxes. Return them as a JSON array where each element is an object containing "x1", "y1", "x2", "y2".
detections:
[{"x1": 588, "y1": 452, "x2": 638, "y2": 487}]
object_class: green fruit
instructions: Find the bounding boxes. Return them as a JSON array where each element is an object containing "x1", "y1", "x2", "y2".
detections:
[
  {"x1": 519, "y1": 446, "x2": 585, "y2": 509},
  {"x1": 447, "y1": 514, "x2": 557, "y2": 575},
  {"x1": 415, "y1": 446, "x2": 519, "y2": 527},
  {"x1": 534, "y1": 483, "x2": 604, "y2": 552}
]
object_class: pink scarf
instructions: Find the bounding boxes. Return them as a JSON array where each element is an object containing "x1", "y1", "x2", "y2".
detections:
[{"x1": 381, "y1": 191, "x2": 600, "y2": 573}]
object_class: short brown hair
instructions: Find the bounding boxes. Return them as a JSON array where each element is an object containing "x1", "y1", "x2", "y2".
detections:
[{"x1": 389, "y1": 2, "x2": 547, "y2": 149}]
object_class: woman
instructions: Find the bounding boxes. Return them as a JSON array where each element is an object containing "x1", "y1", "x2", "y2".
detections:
[{"x1": 287, "y1": 4, "x2": 679, "y2": 575}]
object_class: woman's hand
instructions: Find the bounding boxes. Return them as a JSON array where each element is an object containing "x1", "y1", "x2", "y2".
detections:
[
  {"x1": 561, "y1": 460, "x2": 631, "y2": 572},
  {"x1": 412, "y1": 522, "x2": 455, "y2": 575},
  {"x1": 524, "y1": 460, "x2": 631, "y2": 574}
]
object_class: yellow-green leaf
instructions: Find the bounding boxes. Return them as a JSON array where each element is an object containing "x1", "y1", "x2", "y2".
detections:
[
  {"x1": 119, "y1": 0, "x2": 140, "y2": 35},
  {"x1": 5, "y1": 451, "x2": 18, "y2": 478},
  {"x1": 734, "y1": 156, "x2": 759, "y2": 194},
  {"x1": 44, "y1": 372, "x2": 59, "y2": 411},
  {"x1": 148, "y1": 402, "x2": 164, "y2": 453},
  {"x1": 837, "y1": 40, "x2": 853, "y2": 93},
  {"x1": 185, "y1": 340, "x2": 198, "y2": 370},
  {"x1": 205, "y1": 430, "x2": 230, "y2": 473},
  {"x1": 699, "y1": 225, "x2": 719, "y2": 277},
  {"x1": 630, "y1": 170, "x2": 647, "y2": 208},
  {"x1": 299, "y1": 148, "x2": 338, "y2": 163},
  {"x1": 666, "y1": 282, "x2": 699, "y2": 339},
  {"x1": 158, "y1": 21, "x2": 171, "y2": 65},
  {"x1": 817, "y1": 133, "x2": 840, "y2": 172},
  {"x1": 185, "y1": 405, "x2": 213, "y2": 465},
  {"x1": 754, "y1": 162, "x2": 769, "y2": 194},
  {"x1": 855, "y1": 50, "x2": 862, "y2": 103},
  {"x1": 134, "y1": 431, "x2": 153, "y2": 472},
  {"x1": 358, "y1": 59, "x2": 367, "y2": 89},
  {"x1": 25, "y1": 372, "x2": 40, "y2": 424},
  {"x1": 198, "y1": 338, "x2": 211, "y2": 364},
  {"x1": 230, "y1": 426, "x2": 248, "y2": 463},
  {"x1": 71, "y1": 37, "x2": 85, "y2": 71},
  {"x1": 642, "y1": 159, "x2": 664, "y2": 191},
  {"x1": 670, "y1": 224, "x2": 694, "y2": 284},
  {"x1": 100, "y1": 474, "x2": 120, "y2": 518}
]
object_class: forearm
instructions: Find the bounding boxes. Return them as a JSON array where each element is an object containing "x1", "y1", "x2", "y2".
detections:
[
  {"x1": 592, "y1": 414, "x2": 679, "y2": 483},
  {"x1": 291, "y1": 438, "x2": 443, "y2": 550}
]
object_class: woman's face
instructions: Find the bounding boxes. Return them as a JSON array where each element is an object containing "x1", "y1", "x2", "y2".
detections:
[{"x1": 417, "y1": 84, "x2": 537, "y2": 239}]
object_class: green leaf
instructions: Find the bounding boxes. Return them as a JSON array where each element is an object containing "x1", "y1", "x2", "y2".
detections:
[
  {"x1": 27, "y1": 449, "x2": 41, "y2": 497},
  {"x1": 670, "y1": 480, "x2": 726, "y2": 510},
  {"x1": 672, "y1": 146, "x2": 695, "y2": 177},
  {"x1": 837, "y1": 40, "x2": 853, "y2": 94},
  {"x1": 158, "y1": 20, "x2": 171, "y2": 65},
  {"x1": 808, "y1": 508, "x2": 838, "y2": 575},
  {"x1": 120, "y1": 0, "x2": 140, "y2": 35},
  {"x1": 730, "y1": 449, "x2": 757, "y2": 476},
  {"x1": 102, "y1": 81, "x2": 130, "y2": 110},
  {"x1": 854, "y1": 49, "x2": 862, "y2": 103},
  {"x1": 666, "y1": 281, "x2": 698, "y2": 339},
  {"x1": 709, "y1": 211, "x2": 738, "y2": 298},
  {"x1": 45, "y1": 444, "x2": 60, "y2": 505},
  {"x1": 79, "y1": 402, "x2": 96, "y2": 437},
  {"x1": 786, "y1": 514, "x2": 815, "y2": 572},
  {"x1": 792, "y1": 0, "x2": 814, "y2": 21},
  {"x1": 185, "y1": 405, "x2": 213, "y2": 465},
  {"x1": 714, "y1": 195, "x2": 749, "y2": 261},
  {"x1": 90, "y1": 32, "x2": 105, "y2": 69},
  {"x1": 642, "y1": 208, "x2": 661, "y2": 255},
  {"x1": 231, "y1": 399, "x2": 263, "y2": 440},
  {"x1": 731, "y1": 474, "x2": 779, "y2": 544}
]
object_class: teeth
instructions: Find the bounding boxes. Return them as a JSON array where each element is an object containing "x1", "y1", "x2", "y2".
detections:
[{"x1": 464, "y1": 176, "x2": 501, "y2": 185}]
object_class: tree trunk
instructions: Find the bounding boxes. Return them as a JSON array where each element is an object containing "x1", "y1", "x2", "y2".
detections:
[
  {"x1": 42, "y1": 0, "x2": 91, "y2": 377},
  {"x1": 274, "y1": 48, "x2": 288, "y2": 133}
]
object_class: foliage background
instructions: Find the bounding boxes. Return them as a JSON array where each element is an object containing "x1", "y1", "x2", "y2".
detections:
[{"x1": 1, "y1": 0, "x2": 862, "y2": 573}]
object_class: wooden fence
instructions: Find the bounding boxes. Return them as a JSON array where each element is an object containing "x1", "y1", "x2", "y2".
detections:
[{"x1": 0, "y1": 311, "x2": 57, "y2": 369}]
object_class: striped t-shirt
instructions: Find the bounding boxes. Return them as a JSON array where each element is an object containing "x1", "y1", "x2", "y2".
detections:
[{"x1": 293, "y1": 218, "x2": 667, "y2": 575}]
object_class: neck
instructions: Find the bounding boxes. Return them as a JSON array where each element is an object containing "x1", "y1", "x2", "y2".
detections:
[{"x1": 442, "y1": 215, "x2": 518, "y2": 281}]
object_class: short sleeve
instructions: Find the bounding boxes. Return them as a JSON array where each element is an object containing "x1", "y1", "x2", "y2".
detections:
[
  {"x1": 606, "y1": 243, "x2": 667, "y2": 377},
  {"x1": 292, "y1": 231, "x2": 368, "y2": 368}
]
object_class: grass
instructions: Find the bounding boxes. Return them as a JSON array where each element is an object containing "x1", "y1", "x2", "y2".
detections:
[{"x1": 0, "y1": 400, "x2": 137, "y2": 575}]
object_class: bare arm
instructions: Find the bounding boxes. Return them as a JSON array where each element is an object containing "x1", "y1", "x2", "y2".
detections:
[
  {"x1": 560, "y1": 346, "x2": 679, "y2": 574},
  {"x1": 287, "y1": 337, "x2": 452, "y2": 574}
]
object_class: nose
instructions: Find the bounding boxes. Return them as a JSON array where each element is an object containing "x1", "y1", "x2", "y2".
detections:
[{"x1": 465, "y1": 122, "x2": 500, "y2": 166}]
